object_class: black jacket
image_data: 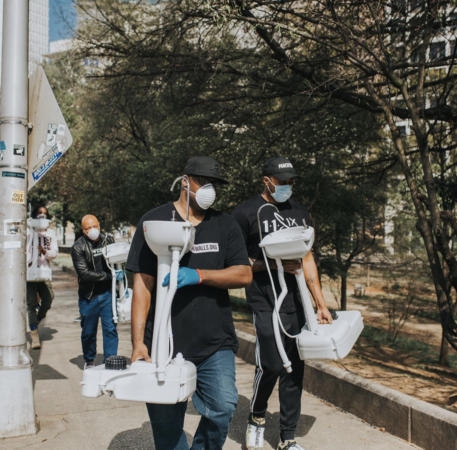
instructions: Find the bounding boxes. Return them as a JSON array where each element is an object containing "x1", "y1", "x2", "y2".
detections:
[{"x1": 71, "y1": 233, "x2": 114, "y2": 300}]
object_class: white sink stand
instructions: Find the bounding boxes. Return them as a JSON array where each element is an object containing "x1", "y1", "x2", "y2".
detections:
[
  {"x1": 258, "y1": 205, "x2": 364, "y2": 372},
  {"x1": 103, "y1": 241, "x2": 132, "y2": 323},
  {"x1": 81, "y1": 213, "x2": 197, "y2": 404}
]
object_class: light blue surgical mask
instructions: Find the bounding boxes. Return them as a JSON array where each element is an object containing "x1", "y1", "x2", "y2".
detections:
[{"x1": 267, "y1": 178, "x2": 292, "y2": 203}]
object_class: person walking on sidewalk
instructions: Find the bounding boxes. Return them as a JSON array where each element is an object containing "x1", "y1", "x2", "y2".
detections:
[
  {"x1": 232, "y1": 156, "x2": 333, "y2": 450},
  {"x1": 126, "y1": 156, "x2": 252, "y2": 450},
  {"x1": 27, "y1": 205, "x2": 58, "y2": 349},
  {"x1": 71, "y1": 214, "x2": 122, "y2": 369}
]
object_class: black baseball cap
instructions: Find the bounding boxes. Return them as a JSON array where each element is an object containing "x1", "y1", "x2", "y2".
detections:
[
  {"x1": 262, "y1": 157, "x2": 297, "y2": 181},
  {"x1": 183, "y1": 156, "x2": 228, "y2": 184}
]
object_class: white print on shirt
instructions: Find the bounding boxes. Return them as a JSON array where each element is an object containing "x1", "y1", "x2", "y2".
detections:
[
  {"x1": 92, "y1": 248, "x2": 104, "y2": 257},
  {"x1": 262, "y1": 213, "x2": 298, "y2": 233},
  {"x1": 191, "y1": 243, "x2": 220, "y2": 254}
]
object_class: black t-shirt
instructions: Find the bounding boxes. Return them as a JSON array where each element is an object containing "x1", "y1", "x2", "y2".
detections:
[
  {"x1": 88, "y1": 237, "x2": 112, "y2": 296},
  {"x1": 126, "y1": 202, "x2": 250, "y2": 364},
  {"x1": 232, "y1": 194, "x2": 311, "y2": 313}
]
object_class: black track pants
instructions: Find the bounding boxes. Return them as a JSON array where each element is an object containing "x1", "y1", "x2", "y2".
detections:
[{"x1": 250, "y1": 310, "x2": 305, "y2": 442}]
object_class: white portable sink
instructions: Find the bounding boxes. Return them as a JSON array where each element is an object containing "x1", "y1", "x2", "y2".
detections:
[
  {"x1": 102, "y1": 242, "x2": 132, "y2": 324},
  {"x1": 259, "y1": 226, "x2": 315, "y2": 260},
  {"x1": 103, "y1": 241, "x2": 131, "y2": 265},
  {"x1": 259, "y1": 224, "x2": 363, "y2": 366},
  {"x1": 81, "y1": 355, "x2": 196, "y2": 404},
  {"x1": 296, "y1": 310, "x2": 364, "y2": 360},
  {"x1": 81, "y1": 215, "x2": 197, "y2": 404}
]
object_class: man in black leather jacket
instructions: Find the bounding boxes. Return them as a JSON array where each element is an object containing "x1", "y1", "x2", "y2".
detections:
[{"x1": 71, "y1": 214, "x2": 119, "y2": 369}]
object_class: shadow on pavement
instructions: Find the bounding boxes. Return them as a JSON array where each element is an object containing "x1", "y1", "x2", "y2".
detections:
[
  {"x1": 69, "y1": 353, "x2": 106, "y2": 369},
  {"x1": 69, "y1": 353, "x2": 131, "y2": 369},
  {"x1": 108, "y1": 420, "x2": 193, "y2": 449},
  {"x1": 39, "y1": 326, "x2": 58, "y2": 342},
  {"x1": 27, "y1": 326, "x2": 57, "y2": 356},
  {"x1": 28, "y1": 327, "x2": 64, "y2": 386},
  {"x1": 151, "y1": 393, "x2": 316, "y2": 448},
  {"x1": 229, "y1": 395, "x2": 316, "y2": 448},
  {"x1": 33, "y1": 364, "x2": 67, "y2": 381}
]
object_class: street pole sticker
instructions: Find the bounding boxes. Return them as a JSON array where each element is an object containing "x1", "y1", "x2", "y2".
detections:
[
  {"x1": 2, "y1": 241, "x2": 21, "y2": 249},
  {"x1": 31, "y1": 144, "x2": 63, "y2": 182},
  {"x1": 13, "y1": 144, "x2": 25, "y2": 156},
  {"x1": 2, "y1": 170, "x2": 25, "y2": 178},
  {"x1": 11, "y1": 190, "x2": 25, "y2": 204},
  {"x1": 4, "y1": 220, "x2": 24, "y2": 236},
  {"x1": 0, "y1": 140, "x2": 5, "y2": 160},
  {"x1": 46, "y1": 123, "x2": 57, "y2": 147}
]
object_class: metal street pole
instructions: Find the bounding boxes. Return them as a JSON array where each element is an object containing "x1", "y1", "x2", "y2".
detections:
[{"x1": 0, "y1": 0, "x2": 37, "y2": 437}]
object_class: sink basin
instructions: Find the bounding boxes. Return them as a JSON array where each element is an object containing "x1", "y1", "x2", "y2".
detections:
[
  {"x1": 259, "y1": 226, "x2": 314, "y2": 260},
  {"x1": 143, "y1": 220, "x2": 195, "y2": 256},
  {"x1": 103, "y1": 242, "x2": 130, "y2": 265}
]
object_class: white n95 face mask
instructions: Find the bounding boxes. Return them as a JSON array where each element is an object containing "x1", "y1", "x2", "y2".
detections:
[
  {"x1": 194, "y1": 183, "x2": 216, "y2": 210},
  {"x1": 87, "y1": 228, "x2": 100, "y2": 241}
]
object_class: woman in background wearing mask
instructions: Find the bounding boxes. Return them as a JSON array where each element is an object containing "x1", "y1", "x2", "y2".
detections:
[
  {"x1": 126, "y1": 156, "x2": 252, "y2": 450},
  {"x1": 232, "y1": 157, "x2": 333, "y2": 450},
  {"x1": 71, "y1": 214, "x2": 119, "y2": 369},
  {"x1": 26, "y1": 205, "x2": 58, "y2": 349}
]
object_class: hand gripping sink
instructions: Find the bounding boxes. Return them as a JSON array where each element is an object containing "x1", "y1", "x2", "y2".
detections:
[
  {"x1": 81, "y1": 214, "x2": 197, "y2": 404},
  {"x1": 258, "y1": 206, "x2": 363, "y2": 370}
]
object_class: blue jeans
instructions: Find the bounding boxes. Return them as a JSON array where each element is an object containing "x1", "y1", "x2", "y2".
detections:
[
  {"x1": 146, "y1": 349, "x2": 237, "y2": 450},
  {"x1": 78, "y1": 290, "x2": 118, "y2": 362}
]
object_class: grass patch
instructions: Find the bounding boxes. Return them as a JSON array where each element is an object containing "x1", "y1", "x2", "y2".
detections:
[
  {"x1": 352, "y1": 292, "x2": 440, "y2": 323},
  {"x1": 360, "y1": 324, "x2": 457, "y2": 369}
]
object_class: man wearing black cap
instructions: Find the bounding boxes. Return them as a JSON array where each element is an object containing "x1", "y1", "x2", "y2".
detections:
[
  {"x1": 126, "y1": 156, "x2": 252, "y2": 450},
  {"x1": 232, "y1": 156, "x2": 333, "y2": 450}
]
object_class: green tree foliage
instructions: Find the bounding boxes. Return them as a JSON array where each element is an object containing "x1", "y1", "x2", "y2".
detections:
[
  {"x1": 70, "y1": 0, "x2": 457, "y2": 349},
  {"x1": 39, "y1": 0, "x2": 386, "y2": 303}
]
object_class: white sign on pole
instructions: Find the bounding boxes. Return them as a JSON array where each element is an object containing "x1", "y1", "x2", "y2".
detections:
[{"x1": 27, "y1": 66, "x2": 72, "y2": 190}]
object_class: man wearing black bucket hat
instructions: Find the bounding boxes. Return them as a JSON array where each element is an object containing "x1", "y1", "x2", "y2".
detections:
[
  {"x1": 126, "y1": 156, "x2": 252, "y2": 450},
  {"x1": 233, "y1": 156, "x2": 332, "y2": 450}
]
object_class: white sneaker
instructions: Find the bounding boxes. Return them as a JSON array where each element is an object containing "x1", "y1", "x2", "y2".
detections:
[
  {"x1": 83, "y1": 362, "x2": 95, "y2": 370},
  {"x1": 277, "y1": 440, "x2": 305, "y2": 450},
  {"x1": 246, "y1": 417, "x2": 265, "y2": 449}
]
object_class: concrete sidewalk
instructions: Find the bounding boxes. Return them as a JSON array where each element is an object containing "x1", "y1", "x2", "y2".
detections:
[{"x1": 0, "y1": 270, "x2": 418, "y2": 449}]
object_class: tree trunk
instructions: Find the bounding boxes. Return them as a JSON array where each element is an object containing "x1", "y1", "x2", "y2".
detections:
[
  {"x1": 370, "y1": 89, "x2": 457, "y2": 350},
  {"x1": 439, "y1": 331, "x2": 450, "y2": 367},
  {"x1": 340, "y1": 272, "x2": 347, "y2": 311},
  {"x1": 62, "y1": 219, "x2": 66, "y2": 245}
]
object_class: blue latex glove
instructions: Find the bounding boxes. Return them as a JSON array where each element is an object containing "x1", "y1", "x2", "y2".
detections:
[
  {"x1": 115, "y1": 269, "x2": 125, "y2": 281},
  {"x1": 162, "y1": 267, "x2": 201, "y2": 289}
]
